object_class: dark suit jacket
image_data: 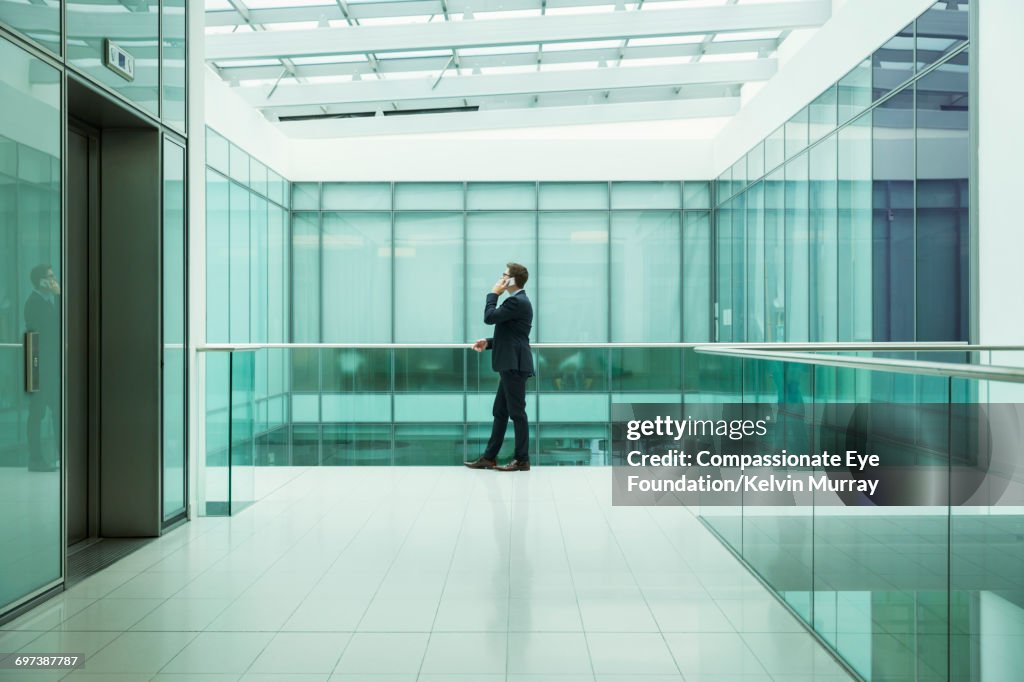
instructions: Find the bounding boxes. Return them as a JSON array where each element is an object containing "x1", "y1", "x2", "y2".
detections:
[
  {"x1": 484, "y1": 290, "x2": 535, "y2": 375},
  {"x1": 24, "y1": 289, "x2": 59, "y2": 390}
]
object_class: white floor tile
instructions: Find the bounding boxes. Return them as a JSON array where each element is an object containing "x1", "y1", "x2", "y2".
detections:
[
  {"x1": 78, "y1": 631, "x2": 196, "y2": 673},
  {"x1": 104, "y1": 572, "x2": 194, "y2": 600},
  {"x1": 14, "y1": 629, "x2": 120, "y2": 661},
  {"x1": 281, "y1": 598, "x2": 369, "y2": 632},
  {"x1": 333, "y1": 633, "x2": 428, "y2": 674},
  {"x1": 357, "y1": 598, "x2": 439, "y2": 632},
  {"x1": 586, "y1": 633, "x2": 679, "y2": 675},
  {"x1": 247, "y1": 632, "x2": 350, "y2": 674},
  {"x1": 432, "y1": 596, "x2": 508, "y2": 632},
  {"x1": 1, "y1": 468, "x2": 854, "y2": 680},
  {"x1": 56, "y1": 599, "x2": 165, "y2": 632},
  {"x1": 577, "y1": 596, "x2": 658, "y2": 632},
  {"x1": 714, "y1": 597, "x2": 808, "y2": 634},
  {"x1": 505, "y1": 632, "x2": 592, "y2": 675},
  {"x1": 129, "y1": 598, "x2": 232, "y2": 632},
  {"x1": 648, "y1": 599, "x2": 736, "y2": 633},
  {"x1": 205, "y1": 597, "x2": 302, "y2": 632},
  {"x1": 739, "y1": 631, "x2": 851, "y2": 678},
  {"x1": 663, "y1": 632, "x2": 770, "y2": 677},
  {"x1": 419, "y1": 632, "x2": 507, "y2": 674},
  {"x1": 160, "y1": 632, "x2": 275, "y2": 674},
  {"x1": 508, "y1": 596, "x2": 582, "y2": 632}
]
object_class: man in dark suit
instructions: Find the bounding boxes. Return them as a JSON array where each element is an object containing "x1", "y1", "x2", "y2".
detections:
[
  {"x1": 465, "y1": 262, "x2": 534, "y2": 472},
  {"x1": 24, "y1": 264, "x2": 60, "y2": 472}
]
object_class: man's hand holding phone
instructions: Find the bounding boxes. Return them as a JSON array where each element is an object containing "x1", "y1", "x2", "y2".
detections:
[{"x1": 492, "y1": 275, "x2": 509, "y2": 295}]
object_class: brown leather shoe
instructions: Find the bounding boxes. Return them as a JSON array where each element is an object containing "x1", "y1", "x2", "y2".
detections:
[
  {"x1": 495, "y1": 459, "x2": 531, "y2": 471},
  {"x1": 464, "y1": 457, "x2": 497, "y2": 469}
]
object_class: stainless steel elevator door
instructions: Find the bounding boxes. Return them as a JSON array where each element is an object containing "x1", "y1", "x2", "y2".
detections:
[{"x1": 66, "y1": 128, "x2": 94, "y2": 548}]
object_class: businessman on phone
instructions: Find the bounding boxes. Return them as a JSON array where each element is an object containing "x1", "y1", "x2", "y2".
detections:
[{"x1": 465, "y1": 263, "x2": 534, "y2": 471}]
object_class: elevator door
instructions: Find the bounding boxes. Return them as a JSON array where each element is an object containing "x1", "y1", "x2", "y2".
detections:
[{"x1": 66, "y1": 127, "x2": 98, "y2": 548}]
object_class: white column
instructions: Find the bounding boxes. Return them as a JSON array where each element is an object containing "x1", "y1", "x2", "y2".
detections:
[
  {"x1": 187, "y1": 0, "x2": 207, "y2": 518},
  {"x1": 977, "y1": 0, "x2": 1024, "y2": 347}
]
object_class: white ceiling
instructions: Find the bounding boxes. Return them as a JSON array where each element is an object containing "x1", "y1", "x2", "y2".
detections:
[{"x1": 204, "y1": 0, "x2": 833, "y2": 135}]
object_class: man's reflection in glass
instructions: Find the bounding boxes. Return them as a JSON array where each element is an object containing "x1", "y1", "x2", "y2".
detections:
[{"x1": 25, "y1": 264, "x2": 59, "y2": 472}]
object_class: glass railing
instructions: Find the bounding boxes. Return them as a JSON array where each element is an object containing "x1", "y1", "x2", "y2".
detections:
[
  {"x1": 194, "y1": 342, "x2": 970, "y2": 510},
  {"x1": 196, "y1": 342, "x2": 698, "y2": 515},
  {"x1": 690, "y1": 343, "x2": 1024, "y2": 682},
  {"x1": 196, "y1": 341, "x2": 1024, "y2": 680}
]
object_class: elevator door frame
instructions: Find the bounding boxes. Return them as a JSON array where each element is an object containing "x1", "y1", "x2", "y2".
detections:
[{"x1": 66, "y1": 120, "x2": 102, "y2": 549}]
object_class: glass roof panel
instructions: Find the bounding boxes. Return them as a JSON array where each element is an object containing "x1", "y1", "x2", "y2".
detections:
[
  {"x1": 460, "y1": 44, "x2": 540, "y2": 56},
  {"x1": 264, "y1": 21, "x2": 321, "y2": 30},
  {"x1": 700, "y1": 51, "x2": 760, "y2": 62},
  {"x1": 291, "y1": 54, "x2": 369, "y2": 64},
  {"x1": 543, "y1": 39, "x2": 623, "y2": 51},
  {"x1": 359, "y1": 15, "x2": 436, "y2": 25},
  {"x1": 201, "y1": 0, "x2": 823, "y2": 131},
  {"x1": 244, "y1": 0, "x2": 334, "y2": 7},
  {"x1": 545, "y1": 4, "x2": 615, "y2": 15},
  {"x1": 628, "y1": 34, "x2": 705, "y2": 46},
  {"x1": 474, "y1": 9, "x2": 543, "y2": 19},
  {"x1": 713, "y1": 30, "x2": 781, "y2": 41},
  {"x1": 378, "y1": 49, "x2": 453, "y2": 59},
  {"x1": 623, "y1": 55, "x2": 696, "y2": 67}
]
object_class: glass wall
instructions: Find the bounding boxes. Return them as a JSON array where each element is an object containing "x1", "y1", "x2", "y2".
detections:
[
  {"x1": 715, "y1": 0, "x2": 970, "y2": 344},
  {"x1": 205, "y1": 127, "x2": 289, "y2": 345},
  {"x1": 162, "y1": 139, "x2": 186, "y2": 521},
  {"x1": 696, "y1": 347, "x2": 1020, "y2": 682},
  {"x1": 291, "y1": 181, "x2": 713, "y2": 344},
  {"x1": 66, "y1": 0, "x2": 159, "y2": 116},
  {"x1": 0, "y1": 0, "x2": 60, "y2": 54},
  {"x1": 0, "y1": 36, "x2": 62, "y2": 613}
]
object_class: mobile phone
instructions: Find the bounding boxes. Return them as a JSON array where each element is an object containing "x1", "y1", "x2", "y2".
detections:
[{"x1": 506, "y1": 277, "x2": 516, "y2": 287}]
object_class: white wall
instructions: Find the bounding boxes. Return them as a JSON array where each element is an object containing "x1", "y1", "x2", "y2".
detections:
[
  {"x1": 712, "y1": 0, "x2": 935, "y2": 175},
  {"x1": 978, "y1": 0, "x2": 1024, "y2": 346},
  {"x1": 282, "y1": 130, "x2": 719, "y2": 182},
  {"x1": 205, "y1": 70, "x2": 291, "y2": 177}
]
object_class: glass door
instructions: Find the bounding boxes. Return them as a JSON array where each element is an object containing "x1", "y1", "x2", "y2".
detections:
[{"x1": 0, "y1": 36, "x2": 63, "y2": 613}]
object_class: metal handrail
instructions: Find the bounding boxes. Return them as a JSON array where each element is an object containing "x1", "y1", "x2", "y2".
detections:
[
  {"x1": 195, "y1": 341, "x2": 973, "y2": 352},
  {"x1": 696, "y1": 345, "x2": 1024, "y2": 384}
]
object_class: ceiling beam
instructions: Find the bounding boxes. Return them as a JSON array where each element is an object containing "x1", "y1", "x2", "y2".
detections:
[
  {"x1": 205, "y1": 0, "x2": 754, "y2": 27},
  {"x1": 239, "y1": 58, "x2": 775, "y2": 108},
  {"x1": 280, "y1": 96, "x2": 739, "y2": 137},
  {"x1": 268, "y1": 82, "x2": 741, "y2": 118},
  {"x1": 217, "y1": 38, "x2": 779, "y2": 82},
  {"x1": 206, "y1": 0, "x2": 830, "y2": 61}
]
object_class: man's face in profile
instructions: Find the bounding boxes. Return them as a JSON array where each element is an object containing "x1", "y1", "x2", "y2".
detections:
[{"x1": 41, "y1": 270, "x2": 58, "y2": 294}]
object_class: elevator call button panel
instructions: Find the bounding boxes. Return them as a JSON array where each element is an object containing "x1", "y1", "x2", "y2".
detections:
[{"x1": 104, "y1": 39, "x2": 136, "y2": 82}]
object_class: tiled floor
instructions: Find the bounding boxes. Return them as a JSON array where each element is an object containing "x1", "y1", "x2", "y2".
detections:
[{"x1": 0, "y1": 467, "x2": 855, "y2": 681}]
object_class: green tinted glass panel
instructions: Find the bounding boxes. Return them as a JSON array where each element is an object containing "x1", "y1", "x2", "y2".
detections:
[
  {"x1": 162, "y1": 139, "x2": 186, "y2": 521},
  {"x1": 0, "y1": 39, "x2": 62, "y2": 611}
]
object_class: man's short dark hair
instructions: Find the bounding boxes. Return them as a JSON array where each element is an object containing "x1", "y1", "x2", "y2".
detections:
[
  {"x1": 30, "y1": 264, "x2": 52, "y2": 289},
  {"x1": 507, "y1": 262, "x2": 528, "y2": 288}
]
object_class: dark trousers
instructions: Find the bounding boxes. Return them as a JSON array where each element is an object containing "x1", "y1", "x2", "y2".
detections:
[
  {"x1": 27, "y1": 388, "x2": 58, "y2": 467},
  {"x1": 483, "y1": 370, "x2": 530, "y2": 461}
]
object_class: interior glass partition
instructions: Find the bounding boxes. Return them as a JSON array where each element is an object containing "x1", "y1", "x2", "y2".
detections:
[
  {"x1": 0, "y1": 37, "x2": 62, "y2": 613},
  {"x1": 162, "y1": 139, "x2": 187, "y2": 522},
  {"x1": 288, "y1": 181, "x2": 714, "y2": 346},
  {"x1": 693, "y1": 345, "x2": 1023, "y2": 682},
  {"x1": 716, "y1": 0, "x2": 972, "y2": 345},
  {"x1": 205, "y1": 128, "x2": 289, "y2": 345}
]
